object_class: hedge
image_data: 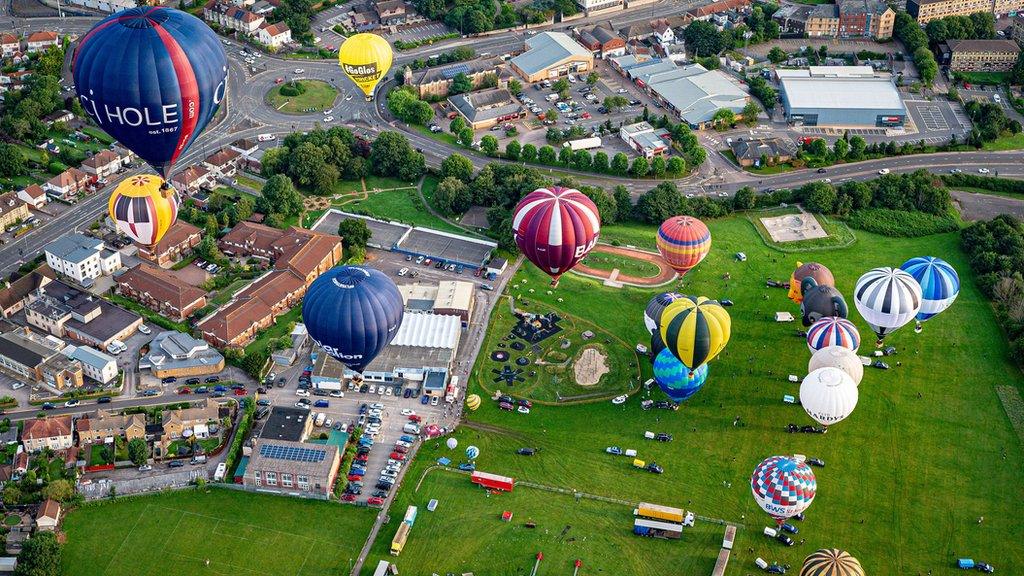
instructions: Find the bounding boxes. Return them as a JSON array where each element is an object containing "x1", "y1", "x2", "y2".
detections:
[
  {"x1": 223, "y1": 399, "x2": 255, "y2": 481},
  {"x1": 844, "y1": 208, "x2": 960, "y2": 237},
  {"x1": 941, "y1": 174, "x2": 1024, "y2": 195}
]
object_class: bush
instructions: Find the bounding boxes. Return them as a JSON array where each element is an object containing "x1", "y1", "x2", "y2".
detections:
[
  {"x1": 941, "y1": 174, "x2": 1024, "y2": 195},
  {"x1": 278, "y1": 81, "x2": 306, "y2": 97},
  {"x1": 844, "y1": 208, "x2": 960, "y2": 237}
]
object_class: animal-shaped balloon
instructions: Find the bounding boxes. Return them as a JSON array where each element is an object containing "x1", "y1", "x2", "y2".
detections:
[{"x1": 800, "y1": 277, "x2": 848, "y2": 326}]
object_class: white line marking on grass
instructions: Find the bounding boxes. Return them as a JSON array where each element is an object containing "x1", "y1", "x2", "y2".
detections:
[
  {"x1": 293, "y1": 539, "x2": 317, "y2": 576},
  {"x1": 100, "y1": 504, "x2": 158, "y2": 576}
]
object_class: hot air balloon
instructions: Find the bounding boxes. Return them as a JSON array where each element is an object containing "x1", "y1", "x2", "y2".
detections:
[
  {"x1": 800, "y1": 367, "x2": 858, "y2": 427},
  {"x1": 338, "y1": 33, "x2": 393, "y2": 100},
  {"x1": 900, "y1": 256, "x2": 959, "y2": 333},
  {"x1": 465, "y1": 446, "x2": 480, "y2": 460},
  {"x1": 751, "y1": 455, "x2": 817, "y2": 526},
  {"x1": 446, "y1": 438, "x2": 458, "y2": 450},
  {"x1": 73, "y1": 7, "x2": 227, "y2": 180},
  {"x1": 656, "y1": 216, "x2": 711, "y2": 275},
  {"x1": 806, "y1": 317, "x2": 860, "y2": 353},
  {"x1": 650, "y1": 330, "x2": 667, "y2": 358},
  {"x1": 808, "y1": 346, "x2": 863, "y2": 387},
  {"x1": 659, "y1": 295, "x2": 731, "y2": 376},
  {"x1": 512, "y1": 187, "x2": 600, "y2": 285},
  {"x1": 644, "y1": 292, "x2": 684, "y2": 335},
  {"x1": 466, "y1": 394, "x2": 481, "y2": 411},
  {"x1": 788, "y1": 262, "x2": 835, "y2": 303},
  {"x1": 653, "y1": 348, "x2": 708, "y2": 402},
  {"x1": 302, "y1": 266, "x2": 404, "y2": 375},
  {"x1": 800, "y1": 549, "x2": 865, "y2": 576},
  {"x1": 108, "y1": 175, "x2": 179, "y2": 246},
  {"x1": 800, "y1": 278, "x2": 848, "y2": 326},
  {"x1": 854, "y1": 267, "x2": 922, "y2": 346}
]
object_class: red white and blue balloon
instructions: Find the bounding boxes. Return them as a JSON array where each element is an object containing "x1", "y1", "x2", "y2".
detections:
[
  {"x1": 751, "y1": 455, "x2": 817, "y2": 525},
  {"x1": 806, "y1": 316, "x2": 860, "y2": 353}
]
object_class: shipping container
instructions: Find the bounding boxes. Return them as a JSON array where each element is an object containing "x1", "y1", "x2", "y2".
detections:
[
  {"x1": 403, "y1": 505, "x2": 418, "y2": 527},
  {"x1": 390, "y1": 523, "x2": 410, "y2": 556},
  {"x1": 636, "y1": 502, "x2": 686, "y2": 524},
  {"x1": 632, "y1": 518, "x2": 682, "y2": 539},
  {"x1": 372, "y1": 560, "x2": 391, "y2": 576},
  {"x1": 722, "y1": 524, "x2": 736, "y2": 550},
  {"x1": 471, "y1": 470, "x2": 515, "y2": 492}
]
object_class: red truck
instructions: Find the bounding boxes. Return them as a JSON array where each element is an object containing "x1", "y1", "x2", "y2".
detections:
[{"x1": 471, "y1": 471, "x2": 515, "y2": 492}]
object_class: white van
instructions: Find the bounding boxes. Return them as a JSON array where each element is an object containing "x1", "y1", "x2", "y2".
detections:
[
  {"x1": 403, "y1": 423, "x2": 420, "y2": 435},
  {"x1": 763, "y1": 527, "x2": 778, "y2": 538},
  {"x1": 257, "y1": 133, "x2": 276, "y2": 142},
  {"x1": 315, "y1": 412, "x2": 326, "y2": 427},
  {"x1": 624, "y1": 449, "x2": 637, "y2": 457},
  {"x1": 755, "y1": 558, "x2": 769, "y2": 570}
]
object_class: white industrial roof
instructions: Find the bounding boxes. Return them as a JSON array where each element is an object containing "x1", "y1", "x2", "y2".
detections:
[
  {"x1": 391, "y1": 313, "x2": 461, "y2": 349},
  {"x1": 511, "y1": 32, "x2": 590, "y2": 76},
  {"x1": 776, "y1": 66, "x2": 877, "y2": 79},
  {"x1": 435, "y1": 281, "x2": 473, "y2": 311},
  {"x1": 646, "y1": 64, "x2": 748, "y2": 125},
  {"x1": 781, "y1": 77, "x2": 904, "y2": 110}
]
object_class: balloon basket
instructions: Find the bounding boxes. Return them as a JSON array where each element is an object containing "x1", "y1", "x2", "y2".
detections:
[
  {"x1": 914, "y1": 322, "x2": 923, "y2": 334},
  {"x1": 875, "y1": 339, "x2": 884, "y2": 348}
]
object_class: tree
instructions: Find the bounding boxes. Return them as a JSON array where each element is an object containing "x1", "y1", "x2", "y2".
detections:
[
  {"x1": 552, "y1": 78, "x2": 569, "y2": 96},
  {"x1": 505, "y1": 140, "x2": 521, "y2": 161},
  {"x1": 767, "y1": 46, "x2": 788, "y2": 64},
  {"x1": 450, "y1": 72, "x2": 473, "y2": 94},
  {"x1": 508, "y1": 78, "x2": 523, "y2": 94},
  {"x1": 127, "y1": 438, "x2": 149, "y2": 467},
  {"x1": 807, "y1": 138, "x2": 829, "y2": 157},
  {"x1": 802, "y1": 181, "x2": 838, "y2": 214},
  {"x1": 913, "y1": 47, "x2": 938, "y2": 86},
  {"x1": 742, "y1": 101, "x2": 761, "y2": 126},
  {"x1": 480, "y1": 135, "x2": 499, "y2": 157},
  {"x1": 258, "y1": 175, "x2": 303, "y2": 216},
  {"x1": 36, "y1": 45, "x2": 65, "y2": 77},
  {"x1": 586, "y1": 72, "x2": 599, "y2": 85},
  {"x1": 558, "y1": 146, "x2": 572, "y2": 166},
  {"x1": 241, "y1": 350, "x2": 268, "y2": 378},
  {"x1": 522, "y1": 143, "x2": 537, "y2": 163},
  {"x1": 433, "y1": 177, "x2": 472, "y2": 215},
  {"x1": 613, "y1": 186, "x2": 633, "y2": 221},
  {"x1": 458, "y1": 127, "x2": 474, "y2": 147},
  {"x1": 449, "y1": 116, "x2": 467, "y2": 134},
  {"x1": 684, "y1": 20, "x2": 724, "y2": 57},
  {"x1": 650, "y1": 155, "x2": 667, "y2": 177},
  {"x1": 712, "y1": 108, "x2": 736, "y2": 129},
  {"x1": 370, "y1": 131, "x2": 417, "y2": 177},
  {"x1": 538, "y1": 145, "x2": 557, "y2": 165},
  {"x1": 611, "y1": 152, "x2": 629, "y2": 175},
  {"x1": 545, "y1": 107, "x2": 558, "y2": 121},
  {"x1": 288, "y1": 142, "x2": 327, "y2": 186},
  {"x1": 592, "y1": 151, "x2": 609, "y2": 173},
  {"x1": 387, "y1": 87, "x2": 432, "y2": 125},
  {"x1": 572, "y1": 149, "x2": 592, "y2": 171},
  {"x1": 630, "y1": 156, "x2": 650, "y2": 178},
  {"x1": 580, "y1": 187, "x2": 616, "y2": 224},
  {"x1": 833, "y1": 137, "x2": 849, "y2": 159},
  {"x1": 635, "y1": 182, "x2": 683, "y2": 223},
  {"x1": 1010, "y1": 51, "x2": 1024, "y2": 86},
  {"x1": 15, "y1": 531, "x2": 61, "y2": 576},
  {"x1": 0, "y1": 143, "x2": 27, "y2": 178},
  {"x1": 337, "y1": 218, "x2": 372, "y2": 251},
  {"x1": 733, "y1": 186, "x2": 756, "y2": 210},
  {"x1": 666, "y1": 156, "x2": 686, "y2": 175},
  {"x1": 602, "y1": 95, "x2": 628, "y2": 112},
  {"x1": 849, "y1": 135, "x2": 867, "y2": 159}
]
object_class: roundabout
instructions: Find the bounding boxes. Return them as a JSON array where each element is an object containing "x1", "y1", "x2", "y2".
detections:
[{"x1": 265, "y1": 79, "x2": 339, "y2": 115}]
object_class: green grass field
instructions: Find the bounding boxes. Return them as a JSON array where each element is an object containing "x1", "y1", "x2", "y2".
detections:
[
  {"x1": 343, "y1": 188, "x2": 466, "y2": 234},
  {"x1": 61, "y1": 488, "x2": 376, "y2": 576},
  {"x1": 982, "y1": 132, "x2": 1024, "y2": 151},
  {"x1": 265, "y1": 80, "x2": 338, "y2": 115},
  {"x1": 581, "y1": 250, "x2": 663, "y2": 277},
  {"x1": 363, "y1": 215, "x2": 1024, "y2": 575}
]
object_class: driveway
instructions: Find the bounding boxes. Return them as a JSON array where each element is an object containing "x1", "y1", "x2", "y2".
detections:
[{"x1": 952, "y1": 190, "x2": 1024, "y2": 221}]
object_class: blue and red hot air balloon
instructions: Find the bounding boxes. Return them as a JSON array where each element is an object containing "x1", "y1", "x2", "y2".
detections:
[
  {"x1": 751, "y1": 455, "x2": 817, "y2": 526},
  {"x1": 656, "y1": 216, "x2": 711, "y2": 276},
  {"x1": 806, "y1": 316, "x2": 860, "y2": 353},
  {"x1": 302, "y1": 266, "x2": 404, "y2": 375},
  {"x1": 512, "y1": 187, "x2": 600, "y2": 286},
  {"x1": 73, "y1": 7, "x2": 228, "y2": 180}
]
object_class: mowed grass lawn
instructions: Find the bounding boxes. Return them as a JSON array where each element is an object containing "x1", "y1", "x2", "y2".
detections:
[
  {"x1": 265, "y1": 80, "x2": 338, "y2": 115},
  {"x1": 581, "y1": 250, "x2": 663, "y2": 277},
  {"x1": 344, "y1": 187, "x2": 467, "y2": 235},
  {"x1": 62, "y1": 488, "x2": 376, "y2": 576},
  {"x1": 365, "y1": 216, "x2": 1024, "y2": 575}
]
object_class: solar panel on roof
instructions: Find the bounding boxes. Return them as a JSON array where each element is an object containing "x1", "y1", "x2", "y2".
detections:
[
  {"x1": 441, "y1": 63, "x2": 471, "y2": 80},
  {"x1": 259, "y1": 443, "x2": 327, "y2": 463}
]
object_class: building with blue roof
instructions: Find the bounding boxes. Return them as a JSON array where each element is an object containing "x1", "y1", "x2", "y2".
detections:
[
  {"x1": 510, "y1": 32, "x2": 594, "y2": 82},
  {"x1": 64, "y1": 345, "x2": 117, "y2": 384}
]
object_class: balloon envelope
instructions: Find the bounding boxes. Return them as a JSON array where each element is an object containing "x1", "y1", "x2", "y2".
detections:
[
  {"x1": 465, "y1": 445, "x2": 480, "y2": 459},
  {"x1": 808, "y1": 346, "x2": 863, "y2": 386},
  {"x1": 788, "y1": 262, "x2": 834, "y2": 303},
  {"x1": 900, "y1": 256, "x2": 959, "y2": 325},
  {"x1": 512, "y1": 187, "x2": 600, "y2": 283},
  {"x1": 338, "y1": 33, "x2": 393, "y2": 98},
  {"x1": 108, "y1": 174, "x2": 179, "y2": 246},
  {"x1": 800, "y1": 549, "x2": 865, "y2": 576},
  {"x1": 807, "y1": 317, "x2": 860, "y2": 353},
  {"x1": 751, "y1": 455, "x2": 816, "y2": 524},
  {"x1": 800, "y1": 367, "x2": 859, "y2": 426},
  {"x1": 644, "y1": 292, "x2": 684, "y2": 334},
  {"x1": 659, "y1": 296, "x2": 731, "y2": 373},
  {"x1": 800, "y1": 282, "x2": 848, "y2": 326},
  {"x1": 73, "y1": 7, "x2": 227, "y2": 178},
  {"x1": 465, "y1": 394, "x2": 481, "y2": 411},
  {"x1": 446, "y1": 438, "x2": 458, "y2": 450},
  {"x1": 656, "y1": 216, "x2": 711, "y2": 275},
  {"x1": 854, "y1": 267, "x2": 922, "y2": 343},
  {"x1": 653, "y1": 348, "x2": 708, "y2": 401},
  {"x1": 302, "y1": 266, "x2": 404, "y2": 373}
]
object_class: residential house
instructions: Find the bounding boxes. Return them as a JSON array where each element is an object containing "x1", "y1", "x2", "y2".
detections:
[
  {"x1": 34, "y1": 500, "x2": 61, "y2": 532},
  {"x1": 940, "y1": 39, "x2": 1022, "y2": 72},
  {"x1": 203, "y1": 148, "x2": 242, "y2": 179},
  {"x1": 204, "y1": 2, "x2": 265, "y2": 34},
  {"x1": 137, "y1": 220, "x2": 202, "y2": 267},
  {"x1": 0, "y1": 264, "x2": 54, "y2": 318},
  {"x1": 805, "y1": 4, "x2": 839, "y2": 37},
  {"x1": 42, "y1": 110, "x2": 74, "y2": 126},
  {"x1": 80, "y1": 149, "x2": 122, "y2": 181},
  {"x1": 650, "y1": 19, "x2": 675, "y2": 44},
  {"x1": 375, "y1": 0, "x2": 406, "y2": 25},
  {"x1": 17, "y1": 184, "x2": 47, "y2": 209},
  {"x1": 729, "y1": 137, "x2": 797, "y2": 167},
  {"x1": 574, "y1": 24, "x2": 627, "y2": 59},
  {"x1": 0, "y1": 33, "x2": 19, "y2": 57},
  {"x1": 21, "y1": 416, "x2": 74, "y2": 451},
  {"x1": 242, "y1": 438, "x2": 340, "y2": 499},
  {"x1": 836, "y1": 0, "x2": 893, "y2": 39},
  {"x1": 64, "y1": 345, "x2": 118, "y2": 384},
  {"x1": 44, "y1": 233, "x2": 121, "y2": 283},
  {"x1": 258, "y1": 22, "x2": 292, "y2": 48},
  {"x1": 77, "y1": 409, "x2": 146, "y2": 444},
  {"x1": 0, "y1": 329, "x2": 84, "y2": 389},
  {"x1": 685, "y1": 0, "x2": 751, "y2": 22},
  {"x1": 230, "y1": 138, "x2": 259, "y2": 156},
  {"x1": 0, "y1": 193, "x2": 30, "y2": 231},
  {"x1": 404, "y1": 58, "x2": 503, "y2": 99},
  {"x1": 25, "y1": 31, "x2": 58, "y2": 53},
  {"x1": 116, "y1": 264, "x2": 207, "y2": 322},
  {"x1": 161, "y1": 398, "x2": 219, "y2": 440},
  {"x1": 43, "y1": 167, "x2": 91, "y2": 201},
  {"x1": 170, "y1": 166, "x2": 214, "y2": 194},
  {"x1": 25, "y1": 279, "x2": 142, "y2": 352}
]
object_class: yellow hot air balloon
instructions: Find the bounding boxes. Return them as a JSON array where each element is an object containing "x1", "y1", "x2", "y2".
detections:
[
  {"x1": 108, "y1": 174, "x2": 179, "y2": 247},
  {"x1": 466, "y1": 394, "x2": 481, "y2": 411},
  {"x1": 659, "y1": 295, "x2": 731, "y2": 375},
  {"x1": 338, "y1": 33, "x2": 393, "y2": 100},
  {"x1": 800, "y1": 548, "x2": 865, "y2": 576}
]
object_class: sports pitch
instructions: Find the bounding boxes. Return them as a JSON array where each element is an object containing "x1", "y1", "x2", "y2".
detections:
[
  {"x1": 363, "y1": 215, "x2": 1024, "y2": 575},
  {"x1": 61, "y1": 489, "x2": 376, "y2": 576}
]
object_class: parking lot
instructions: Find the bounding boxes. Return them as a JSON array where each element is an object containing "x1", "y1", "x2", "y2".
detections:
[
  {"x1": 904, "y1": 99, "x2": 966, "y2": 143},
  {"x1": 385, "y1": 22, "x2": 452, "y2": 43}
]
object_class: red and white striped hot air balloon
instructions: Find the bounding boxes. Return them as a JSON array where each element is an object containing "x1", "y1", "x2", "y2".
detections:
[{"x1": 511, "y1": 187, "x2": 600, "y2": 286}]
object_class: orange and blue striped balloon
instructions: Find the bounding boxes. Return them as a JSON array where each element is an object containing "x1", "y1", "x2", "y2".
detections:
[{"x1": 656, "y1": 216, "x2": 711, "y2": 275}]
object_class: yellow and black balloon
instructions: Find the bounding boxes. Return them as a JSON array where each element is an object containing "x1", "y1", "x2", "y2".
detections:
[
  {"x1": 108, "y1": 175, "x2": 179, "y2": 247},
  {"x1": 659, "y1": 295, "x2": 731, "y2": 377},
  {"x1": 800, "y1": 549, "x2": 864, "y2": 576},
  {"x1": 338, "y1": 33, "x2": 393, "y2": 100}
]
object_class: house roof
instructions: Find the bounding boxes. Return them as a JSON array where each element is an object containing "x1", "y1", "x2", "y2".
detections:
[
  {"x1": 219, "y1": 221, "x2": 290, "y2": 253},
  {"x1": 162, "y1": 398, "x2": 218, "y2": 427},
  {"x1": 35, "y1": 279, "x2": 143, "y2": 343},
  {"x1": 0, "y1": 33, "x2": 18, "y2": 45},
  {"x1": 448, "y1": 88, "x2": 522, "y2": 123},
  {"x1": 65, "y1": 345, "x2": 116, "y2": 371},
  {"x1": 689, "y1": 0, "x2": 749, "y2": 17},
  {"x1": 0, "y1": 192, "x2": 27, "y2": 217},
  {"x1": 82, "y1": 149, "x2": 120, "y2": 169},
  {"x1": 248, "y1": 438, "x2": 338, "y2": 478},
  {"x1": 0, "y1": 330, "x2": 55, "y2": 368},
  {"x1": 200, "y1": 295, "x2": 273, "y2": 344},
  {"x1": 44, "y1": 232, "x2": 102, "y2": 264},
  {"x1": 19, "y1": 184, "x2": 46, "y2": 199},
  {"x1": 730, "y1": 137, "x2": 797, "y2": 161},
  {"x1": 204, "y1": 148, "x2": 241, "y2": 168},
  {"x1": 277, "y1": 232, "x2": 339, "y2": 278},
  {"x1": 945, "y1": 39, "x2": 1021, "y2": 53},
  {"x1": 231, "y1": 138, "x2": 259, "y2": 151},
  {"x1": 117, "y1": 264, "x2": 207, "y2": 312},
  {"x1": 412, "y1": 57, "x2": 498, "y2": 85},
  {"x1": 260, "y1": 21, "x2": 290, "y2": 35},
  {"x1": 22, "y1": 416, "x2": 73, "y2": 440},
  {"x1": 36, "y1": 499, "x2": 60, "y2": 522},
  {"x1": 510, "y1": 32, "x2": 591, "y2": 76},
  {"x1": 46, "y1": 167, "x2": 89, "y2": 189},
  {"x1": 171, "y1": 165, "x2": 210, "y2": 187},
  {"x1": 259, "y1": 406, "x2": 310, "y2": 441},
  {"x1": 145, "y1": 220, "x2": 201, "y2": 256},
  {"x1": 27, "y1": 31, "x2": 57, "y2": 43}
]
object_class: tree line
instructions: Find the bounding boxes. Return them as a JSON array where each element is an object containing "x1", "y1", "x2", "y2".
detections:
[{"x1": 961, "y1": 215, "x2": 1024, "y2": 364}]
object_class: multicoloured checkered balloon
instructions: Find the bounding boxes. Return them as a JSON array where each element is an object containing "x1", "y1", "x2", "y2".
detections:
[{"x1": 751, "y1": 455, "x2": 817, "y2": 524}]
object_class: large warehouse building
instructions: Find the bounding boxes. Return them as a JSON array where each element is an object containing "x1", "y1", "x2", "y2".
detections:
[
  {"x1": 778, "y1": 66, "x2": 905, "y2": 128},
  {"x1": 510, "y1": 32, "x2": 594, "y2": 83}
]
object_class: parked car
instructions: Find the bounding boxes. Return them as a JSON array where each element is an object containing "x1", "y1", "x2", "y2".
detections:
[
  {"x1": 655, "y1": 433, "x2": 673, "y2": 442},
  {"x1": 420, "y1": 394, "x2": 430, "y2": 405},
  {"x1": 161, "y1": 376, "x2": 178, "y2": 384},
  {"x1": 341, "y1": 493, "x2": 357, "y2": 502},
  {"x1": 808, "y1": 458, "x2": 825, "y2": 467},
  {"x1": 458, "y1": 462, "x2": 476, "y2": 472},
  {"x1": 646, "y1": 463, "x2": 664, "y2": 474},
  {"x1": 205, "y1": 376, "x2": 220, "y2": 383},
  {"x1": 516, "y1": 448, "x2": 536, "y2": 456},
  {"x1": 177, "y1": 387, "x2": 192, "y2": 395},
  {"x1": 64, "y1": 399, "x2": 80, "y2": 407},
  {"x1": 606, "y1": 446, "x2": 623, "y2": 455},
  {"x1": 517, "y1": 406, "x2": 530, "y2": 414},
  {"x1": 781, "y1": 523, "x2": 799, "y2": 534},
  {"x1": 499, "y1": 402, "x2": 514, "y2": 411},
  {"x1": 800, "y1": 425, "x2": 826, "y2": 434},
  {"x1": 314, "y1": 399, "x2": 329, "y2": 408},
  {"x1": 97, "y1": 396, "x2": 112, "y2": 404},
  {"x1": 776, "y1": 533, "x2": 794, "y2": 546},
  {"x1": 296, "y1": 389, "x2": 310, "y2": 397},
  {"x1": 368, "y1": 497, "x2": 385, "y2": 506}
]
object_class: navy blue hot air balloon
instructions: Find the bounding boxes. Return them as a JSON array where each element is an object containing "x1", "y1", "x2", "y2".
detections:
[
  {"x1": 302, "y1": 266, "x2": 404, "y2": 374},
  {"x1": 72, "y1": 7, "x2": 227, "y2": 180}
]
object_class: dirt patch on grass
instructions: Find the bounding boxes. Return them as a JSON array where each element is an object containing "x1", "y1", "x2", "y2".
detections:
[
  {"x1": 573, "y1": 244, "x2": 676, "y2": 287},
  {"x1": 574, "y1": 346, "x2": 609, "y2": 386}
]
